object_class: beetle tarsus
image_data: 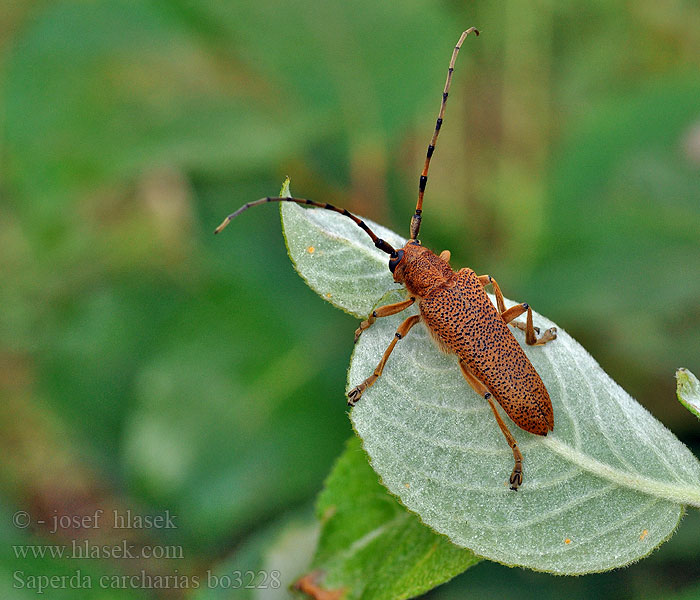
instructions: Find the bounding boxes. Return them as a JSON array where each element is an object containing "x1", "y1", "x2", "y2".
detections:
[
  {"x1": 510, "y1": 464, "x2": 523, "y2": 491},
  {"x1": 347, "y1": 385, "x2": 365, "y2": 406}
]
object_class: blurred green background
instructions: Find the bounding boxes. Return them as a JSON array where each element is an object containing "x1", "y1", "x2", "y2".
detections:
[{"x1": 1, "y1": 1, "x2": 699, "y2": 598}]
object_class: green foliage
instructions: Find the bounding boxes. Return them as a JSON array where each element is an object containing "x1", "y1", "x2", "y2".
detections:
[
  {"x1": 676, "y1": 368, "x2": 700, "y2": 420},
  {"x1": 310, "y1": 437, "x2": 479, "y2": 600},
  {"x1": 281, "y1": 201, "x2": 700, "y2": 577}
]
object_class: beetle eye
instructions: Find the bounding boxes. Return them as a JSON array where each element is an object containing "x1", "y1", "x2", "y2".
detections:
[{"x1": 388, "y1": 250, "x2": 405, "y2": 273}]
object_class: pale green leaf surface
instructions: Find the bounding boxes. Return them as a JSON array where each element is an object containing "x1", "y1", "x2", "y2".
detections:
[
  {"x1": 280, "y1": 201, "x2": 700, "y2": 575},
  {"x1": 676, "y1": 368, "x2": 700, "y2": 420},
  {"x1": 281, "y1": 203, "x2": 404, "y2": 318},
  {"x1": 311, "y1": 437, "x2": 479, "y2": 600}
]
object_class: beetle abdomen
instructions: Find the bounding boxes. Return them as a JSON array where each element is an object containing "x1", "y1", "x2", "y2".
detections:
[{"x1": 419, "y1": 268, "x2": 553, "y2": 436}]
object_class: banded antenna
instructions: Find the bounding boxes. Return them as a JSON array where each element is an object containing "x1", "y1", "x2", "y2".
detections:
[
  {"x1": 214, "y1": 196, "x2": 398, "y2": 257},
  {"x1": 409, "y1": 27, "x2": 479, "y2": 241}
]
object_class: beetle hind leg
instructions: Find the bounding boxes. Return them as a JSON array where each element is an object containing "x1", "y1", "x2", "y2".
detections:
[
  {"x1": 500, "y1": 303, "x2": 557, "y2": 346},
  {"x1": 477, "y1": 274, "x2": 557, "y2": 346},
  {"x1": 458, "y1": 359, "x2": 524, "y2": 490}
]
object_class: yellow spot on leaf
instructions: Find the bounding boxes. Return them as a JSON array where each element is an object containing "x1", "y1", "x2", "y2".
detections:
[
  {"x1": 325, "y1": 293, "x2": 332, "y2": 298},
  {"x1": 404, "y1": 483, "x2": 410, "y2": 489},
  {"x1": 564, "y1": 538, "x2": 572, "y2": 545},
  {"x1": 307, "y1": 246, "x2": 315, "y2": 254},
  {"x1": 640, "y1": 529, "x2": 648, "y2": 541}
]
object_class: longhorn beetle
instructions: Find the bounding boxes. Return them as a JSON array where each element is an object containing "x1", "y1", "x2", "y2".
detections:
[{"x1": 215, "y1": 28, "x2": 557, "y2": 490}]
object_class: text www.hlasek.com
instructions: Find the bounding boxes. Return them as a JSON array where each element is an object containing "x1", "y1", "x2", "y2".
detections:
[{"x1": 13, "y1": 540, "x2": 183, "y2": 560}]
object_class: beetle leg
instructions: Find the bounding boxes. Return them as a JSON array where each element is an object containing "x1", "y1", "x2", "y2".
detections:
[
  {"x1": 477, "y1": 274, "x2": 506, "y2": 314},
  {"x1": 477, "y1": 275, "x2": 557, "y2": 345},
  {"x1": 354, "y1": 297, "x2": 415, "y2": 342},
  {"x1": 348, "y1": 314, "x2": 421, "y2": 406},
  {"x1": 500, "y1": 302, "x2": 528, "y2": 323},
  {"x1": 523, "y1": 305, "x2": 557, "y2": 345},
  {"x1": 458, "y1": 359, "x2": 523, "y2": 490},
  {"x1": 501, "y1": 303, "x2": 557, "y2": 345},
  {"x1": 438, "y1": 249, "x2": 451, "y2": 263},
  {"x1": 499, "y1": 303, "x2": 546, "y2": 342}
]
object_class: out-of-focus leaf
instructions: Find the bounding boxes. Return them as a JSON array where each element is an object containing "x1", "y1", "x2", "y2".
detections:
[
  {"x1": 3, "y1": 0, "x2": 309, "y2": 211},
  {"x1": 177, "y1": 0, "x2": 458, "y2": 139},
  {"x1": 530, "y1": 76, "x2": 700, "y2": 400},
  {"x1": 192, "y1": 508, "x2": 318, "y2": 600},
  {"x1": 4, "y1": 0, "x2": 463, "y2": 217},
  {"x1": 281, "y1": 201, "x2": 700, "y2": 575},
  {"x1": 122, "y1": 319, "x2": 345, "y2": 545}
]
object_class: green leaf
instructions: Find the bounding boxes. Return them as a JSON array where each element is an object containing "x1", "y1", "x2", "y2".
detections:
[
  {"x1": 281, "y1": 201, "x2": 700, "y2": 575},
  {"x1": 308, "y1": 437, "x2": 479, "y2": 600},
  {"x1": 281, "y1": 203, "x2": 404, "y2": 319},
  {"x1": 676, "y1": 368, "x2": 700, "y2": 420}
]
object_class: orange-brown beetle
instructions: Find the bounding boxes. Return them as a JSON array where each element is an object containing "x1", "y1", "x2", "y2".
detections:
[{"x1": 216, "y1": 28, "x2": 557, "y2": 489}]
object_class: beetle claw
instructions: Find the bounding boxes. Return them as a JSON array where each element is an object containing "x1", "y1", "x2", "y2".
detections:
[
  {"x1": 544, "y1": 327, "x2": 557, "y2": 341},
  {"x1": 347, "y1": 385, "x2": 364, "y2": 406}
]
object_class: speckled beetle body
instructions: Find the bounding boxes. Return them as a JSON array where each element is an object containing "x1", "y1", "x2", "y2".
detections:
[{"x1": 396, "y1": 243, "x2": 554, "y2": 437}]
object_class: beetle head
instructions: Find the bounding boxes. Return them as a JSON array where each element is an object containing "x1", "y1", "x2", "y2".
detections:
[{"x1": 390, "y1": 241, "x2": 452, "y2": 298}]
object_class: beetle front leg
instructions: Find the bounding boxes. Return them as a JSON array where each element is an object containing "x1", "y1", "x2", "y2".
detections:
[
  {"x1": 354, "y1": 297, "x2": 415, "y2": 342},
  {"x1": 458, "y1": 358, "x2": 523, "y2": 490},
  {"x1": 348, "y1": 314, "x2": 421, "y2": 405}
]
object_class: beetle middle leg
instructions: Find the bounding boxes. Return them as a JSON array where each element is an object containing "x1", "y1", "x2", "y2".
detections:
[
  {"x1": 477, "y1": 274, "x2": 557, "y2": 346},
  {"x1": 348, "y1": 314, "x2": 421, "y2": 406},
  {"x1": 458, "y1": 358, "x2": 524, "y2": 490},
  {"x1": 354, "y1": 297, "x2": 415, "y2": 342}
]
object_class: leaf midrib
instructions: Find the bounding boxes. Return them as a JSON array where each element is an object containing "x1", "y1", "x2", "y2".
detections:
[{"x1": 543, "y1": 437, "x2": 700, "y2": 507}]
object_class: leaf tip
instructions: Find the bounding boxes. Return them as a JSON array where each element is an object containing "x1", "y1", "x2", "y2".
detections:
[
  {"x1": 280, "y1": 176, "x2": 292, "y2": 198},
  {"x1": 676, "y1": 367, "x2": 700, "y2": 419}
]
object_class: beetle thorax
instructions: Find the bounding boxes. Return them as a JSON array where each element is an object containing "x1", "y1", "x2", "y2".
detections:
[{"x1": 392, "y1": 243, "x2": 453, "y2": 298}]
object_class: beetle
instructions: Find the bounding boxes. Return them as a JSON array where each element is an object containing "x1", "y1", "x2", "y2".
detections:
[{"x1": 215, "y1": 28, "x2": 557, "y2": 490}]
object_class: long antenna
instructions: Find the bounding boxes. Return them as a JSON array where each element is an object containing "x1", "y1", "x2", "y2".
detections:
[
  {"x1": 214, "y1": 196, "x2": 398, "y2": 257},
  {"x1": 409, "y1": 27, "x2": 479, "y2": 241}
]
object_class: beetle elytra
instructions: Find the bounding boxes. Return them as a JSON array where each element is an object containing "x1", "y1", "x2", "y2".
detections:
[{"x1": 215, "y1": 28, "x2": 557, "y2": 490}]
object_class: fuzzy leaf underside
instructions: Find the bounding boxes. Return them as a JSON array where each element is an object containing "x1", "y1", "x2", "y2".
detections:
[
  {"x1": 281, "y1": 201, "x2": 700, "y2": 575},
  {"x1": 281, "y1": 202, "x2": 405, "y2": 318},
  {"x1": 676, "y1": 368, "x2": 700, "y2": 420}
]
